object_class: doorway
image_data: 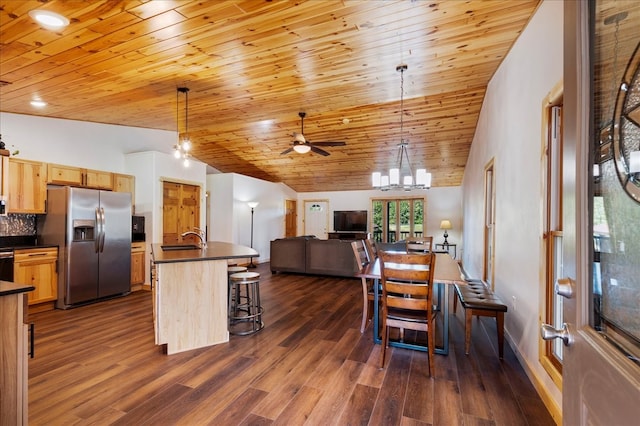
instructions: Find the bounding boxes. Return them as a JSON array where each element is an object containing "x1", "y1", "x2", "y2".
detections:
[
  {"x1": 303, "y1": 200, "x2": 329, "y2": 239},
  {"x1": 284, "y1": 199, "x2": 297, "y2": 237},
  {"x1": 483, "y1": 160, "x2": 495, "y2": 289},
  {"x1": 162, "y1": 181, "x2": 201, "y2": 244}
]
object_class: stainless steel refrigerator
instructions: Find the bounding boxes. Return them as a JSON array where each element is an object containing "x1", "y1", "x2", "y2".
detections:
[{"x1": 39, "y1": 186, "x2": 132, "y2": 309}]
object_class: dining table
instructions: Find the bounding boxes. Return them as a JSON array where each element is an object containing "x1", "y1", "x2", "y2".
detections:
[{"x1": 357, "y1": 252, "x2": 465, "y2": 355}]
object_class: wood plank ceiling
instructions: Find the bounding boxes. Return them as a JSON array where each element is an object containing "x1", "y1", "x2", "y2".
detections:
[{"x1": 0, "y1": 0, "x2": 540, "y2": 192}]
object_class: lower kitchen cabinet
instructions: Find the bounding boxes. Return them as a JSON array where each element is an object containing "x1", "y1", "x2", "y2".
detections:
[
  {"x1": 131, "y1": 242, "x2": 145, "y2": 289},
  {"x1": 14, "y1": 247, "x2": 58, "y2": 310},
  {"x1": 0, "y1": 283, "x2": 34, "y2": 425}
]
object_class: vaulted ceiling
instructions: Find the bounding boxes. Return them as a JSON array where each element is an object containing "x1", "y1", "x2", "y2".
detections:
[{"x1": 0, "y1": 0, "x2": 540, "y2": 192}]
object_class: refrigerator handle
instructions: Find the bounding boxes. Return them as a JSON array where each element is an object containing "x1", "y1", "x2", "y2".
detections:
[
  {"x1": 95, "y1": 207, "x2": 101, "y2": 253},
  {"x1": 100, "y1": 207, "x2": 106, "y2": 252}
]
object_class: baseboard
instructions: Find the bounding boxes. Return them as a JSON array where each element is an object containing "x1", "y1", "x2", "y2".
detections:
[{"x1": 505, "y1": 331, "x2": 562, "y2": 425}]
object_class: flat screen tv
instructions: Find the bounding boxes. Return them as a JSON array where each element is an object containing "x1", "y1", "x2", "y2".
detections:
[{"x1": 333, "y1": 210, "x2": 368, "y2": 232}]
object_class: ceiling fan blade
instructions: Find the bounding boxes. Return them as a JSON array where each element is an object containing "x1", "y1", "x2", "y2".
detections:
[
  {"x1": 281, "y1": 147, "x2": 294, "y2": 155},
  {"x1": 309, "y1": 141, "x2": 346, "y2": 146},
  {"x1": 310, "y1": 145, "x2": 331, "y2": 156}
]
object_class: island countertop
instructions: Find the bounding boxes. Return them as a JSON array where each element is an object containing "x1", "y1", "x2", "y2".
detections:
[
  {"x1": 0, "y1": 281, "x2": 35, "y2": 297},
  {"x1": 151, "y1": 241, "x2": 258, "y2": 264}
]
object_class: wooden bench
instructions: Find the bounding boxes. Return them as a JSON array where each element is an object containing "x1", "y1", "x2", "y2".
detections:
[{"x1": 453, "y1": 279, "x2": 508, "y2": 359}]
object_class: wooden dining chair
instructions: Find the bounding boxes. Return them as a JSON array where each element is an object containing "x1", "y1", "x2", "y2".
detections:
[
  {"x1": 351, "y1": 240, "x2": 374, "y2": 333},
  {"x1": 364, "y1": 237, "x2": 378, "y2": 260},
  {"x1": 405, "y1": 236, "x2": 433, "y2": 253},
  {"x1": 379, "y1": 250, "x2": 436, "y2": 376}
]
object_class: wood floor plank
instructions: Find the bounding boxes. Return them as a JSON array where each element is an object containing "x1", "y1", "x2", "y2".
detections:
[
  {"x1": 304, "y1": 359, "x2": 364, "y2": 423},
  {"x1": 433, "y1": 379, "x2": 464, "y2": 425},
  {"x1": 403, "y1": 351, "x2": 434, "y2": 423},
  {"x1": 338, "y1": 383, "x2": 379, "y2": 425},
  {"x1": 26, "y1": 262, "x2": 554, "y2": 426},
  {"x1": 369, "y1": 348, "x2": 412, "y2": 424},
  {"x1": 209, "y1": 387, "x2": 269, "y2": 425},
  {"x1": 271, "y1": 385, "x2": 323, "y2": 425}
]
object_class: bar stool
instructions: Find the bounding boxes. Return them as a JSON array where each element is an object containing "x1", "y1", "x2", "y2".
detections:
[
  {"x1": 228, "y1": 271, "x2": 264, "y2": 335},
  {"x1": 227, "y1": 266, "x2": 248, "y2": 303}
]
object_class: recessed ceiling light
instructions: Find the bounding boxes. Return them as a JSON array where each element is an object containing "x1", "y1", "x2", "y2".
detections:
[
  {"x1": 30, "y1": 100, "x2": 47, "y2": 108},
  {"x1": 28, "y1": 10, "x2": 70, "y2": 30}
]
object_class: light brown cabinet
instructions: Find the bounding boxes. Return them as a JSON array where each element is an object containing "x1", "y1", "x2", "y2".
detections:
[
  {"x1": 48, "y1": 163, "x2": 113, "y2": 190},
  {"x1": 114, "y1": 173, "x2": 135, "y2": 213},
  {"x1": 14, "y1": 247, "x2": 58, "y2": 307},
  {"x1": 8, "y1": 158, "x2": 47, "y2": 213},
  {"x1": 0, "y1": 283, "x2": 32, "y2": 425},
  {"x1": 131, "y1": 242, "x2": 145, "y2": 288}
]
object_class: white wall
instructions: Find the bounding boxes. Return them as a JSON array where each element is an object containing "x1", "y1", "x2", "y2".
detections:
[
  {"x1": 0, "y1": 112, "x2": 174, "y2": 171},
  {"x1": 461, "y1": 0, "x2": 563, "y2": 412},
  {"x1": 207, "y1": 173, "x2": 297, "y2": 263},
  {"x1": 297, "y1": 186, "x2": 463, "y2": 253}
]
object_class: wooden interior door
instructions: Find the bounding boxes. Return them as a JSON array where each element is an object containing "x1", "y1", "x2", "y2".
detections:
[
  {"x1": 285, "y1": 199, "x2": 297, "y2": 237},
  {"x1": 162, "y1": 181, "x2": 200, "y2": 244}
]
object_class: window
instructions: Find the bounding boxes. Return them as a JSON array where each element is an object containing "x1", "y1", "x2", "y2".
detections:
[
  {"x1": 371, "y1": 198, "x2": 424, "y2": 242},
  {"x1": 540, "y1": 83, "x2": 563, "y2": 386}
]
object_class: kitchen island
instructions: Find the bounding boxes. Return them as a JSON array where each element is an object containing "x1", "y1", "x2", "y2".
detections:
[{"x1": 151, "y1": 242, "x2": 258, "y2": 355}]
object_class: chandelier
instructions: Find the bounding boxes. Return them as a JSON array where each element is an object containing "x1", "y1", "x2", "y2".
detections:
[
  {"x1": 174, "y1": 87, "x2": 191, "y2": 167},
  {"x1": 372, "y1": 64, "x2": 431, "y2": 191}
]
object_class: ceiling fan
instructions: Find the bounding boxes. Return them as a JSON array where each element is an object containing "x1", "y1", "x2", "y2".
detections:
[{"x1": 281, "y1": 112, "x2": 346, "y2": 156}]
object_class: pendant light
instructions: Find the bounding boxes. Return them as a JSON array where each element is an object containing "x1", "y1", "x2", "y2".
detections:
[
  {"x1": 372, "y1": 64, "x2": 431, "y2": 191},
  {"x1": 174, "y1": 87, "x2": 191, "y2": 167}
]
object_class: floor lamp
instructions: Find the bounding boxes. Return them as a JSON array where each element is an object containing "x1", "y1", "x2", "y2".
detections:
[{"x1": 248, "y1": 201, "x2": 259, "y2": 268}]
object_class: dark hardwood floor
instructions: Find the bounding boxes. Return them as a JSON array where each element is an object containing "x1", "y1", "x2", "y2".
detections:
[{"x1": 28, "y1": 263, "x2": 555, "y2": 425}]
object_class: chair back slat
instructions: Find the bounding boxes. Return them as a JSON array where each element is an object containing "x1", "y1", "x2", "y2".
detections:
[
  {"x1": 379, "y1": 251, "x2": 435, "y2": 312},
  {"x1": 350, "y1": 240, "x2": 370, "y2": 273},
  {"x1": 405, "y1": 236, "x2": 433, "y2": 253},
  {"x1": 364, "y1": 238, "x2": 378, "y2": 260}
]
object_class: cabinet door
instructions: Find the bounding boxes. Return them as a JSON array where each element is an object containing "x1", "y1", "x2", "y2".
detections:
[
  {"x1": 131, "y1": 243, "x2": 145, "y2": 285},
  {"x1": 8, "y1": 158, "x2": 47, "y2": 213},
  {"x1": 47, "y1": 163, "x2": 83, "y2": 186},
  {"x1": 84, "y1": 168, "x2": 113, "y2": 190},
  {"x1": 114, "y1": 173, "x2": 135, "y2": 213},
  {"x1": 14, "y1": 248, "x2": 58, "y2": 305},
  {"x1": 114, "y1": 173, "x2": 134, "y2": 193}
]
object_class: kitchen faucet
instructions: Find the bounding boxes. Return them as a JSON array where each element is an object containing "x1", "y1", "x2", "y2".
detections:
[{"x1": 181, "y1": 227, "x2": 207, "y2": 248}]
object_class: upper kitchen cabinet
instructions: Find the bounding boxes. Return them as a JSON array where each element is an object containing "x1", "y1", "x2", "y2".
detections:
[
  {"x1": 48, "y1": 163, "x2": 113, "y2": 190},
  {"x1": 8, "y1": 158, "x2": 47, "y2": 214},
  {"x1": 113, "y1": 173, "x2": 135, "y2": 213}
]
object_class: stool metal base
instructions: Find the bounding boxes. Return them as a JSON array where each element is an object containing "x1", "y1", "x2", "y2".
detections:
[{"x1": 229, "y1": 272, "x2": 264, "y2": 336}]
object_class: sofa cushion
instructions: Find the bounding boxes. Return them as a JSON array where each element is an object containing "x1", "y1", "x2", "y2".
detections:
[
  {"x1": 270, "y1": 237, "x2": 307, "y2": 273},
  {"x1": 306, "y1": 238, "x2": 359, "y2": 277}
]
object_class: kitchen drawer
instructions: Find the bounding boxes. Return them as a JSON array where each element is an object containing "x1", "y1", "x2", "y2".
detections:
[{"x1": 14, "y1": 247, "x2": 58, "y2": 262}]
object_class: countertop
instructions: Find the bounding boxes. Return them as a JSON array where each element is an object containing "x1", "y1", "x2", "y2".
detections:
[
  {"x1": 0, "y1": 280, "x2": 35, "y2": 296},
  {"x1": 151, "y1": 241, "x2": 258, "y2": 264},
  {"x1": 0, "y1": 235, "x2": 57, "y2": 250}
]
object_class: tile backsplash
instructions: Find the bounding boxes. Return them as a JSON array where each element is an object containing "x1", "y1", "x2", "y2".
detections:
[{"x1": 0, "y1": 214, "x2": 37, "y2": 236}]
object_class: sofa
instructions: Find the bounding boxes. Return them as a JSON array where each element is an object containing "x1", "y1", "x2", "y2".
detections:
[{"x1": 270, "y1": 236, "x2": 360, "y2": 277}]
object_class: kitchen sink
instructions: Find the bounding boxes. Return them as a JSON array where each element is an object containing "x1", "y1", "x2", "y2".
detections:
[{"x1": 160, "y1": 244, "x2": 201, "y2": 251}]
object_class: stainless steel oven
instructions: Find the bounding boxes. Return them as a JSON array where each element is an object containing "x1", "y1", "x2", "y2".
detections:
[{"x1": 0, "y1": 248, "x2": 14, "y2": 281}]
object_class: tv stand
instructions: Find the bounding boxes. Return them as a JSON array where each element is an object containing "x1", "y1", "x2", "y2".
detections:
[{"x1": 327, "y1": 232, "x2": 369, "y2": 241}]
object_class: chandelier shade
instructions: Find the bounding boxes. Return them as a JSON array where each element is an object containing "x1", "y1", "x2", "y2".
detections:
[{"x1": 372, "y1": 64, "x2": 431, "y2": 191}]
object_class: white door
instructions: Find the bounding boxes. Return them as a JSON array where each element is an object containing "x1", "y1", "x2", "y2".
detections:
[
  {"x1": 304, "y1": 200, "x2": 329, "y2": 239},
  {"x1": 552, "y1": 2, "x2": 640, "y2": 423}
]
